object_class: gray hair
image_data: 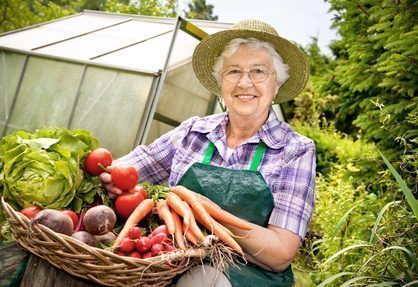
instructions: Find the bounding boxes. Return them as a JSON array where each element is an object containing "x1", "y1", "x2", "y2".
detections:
[{"x1": 212, "y1": 38, "x2": 290, "y2": 87}]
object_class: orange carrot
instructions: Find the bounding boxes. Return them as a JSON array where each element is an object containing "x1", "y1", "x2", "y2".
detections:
[
  {"x1": 113, "y1": 198, "x2": 154, "y2": 249},
  {"x1": 156, "y1": 199, "x2": 176, "y2": 235},
  {"x1": 192, "y1": 207, "x2": 243, "y2": 255},
  {"x1": 182, "y1": 222, "x2": 198, "y2": 245},
  {"x1": 165, "y1": 192, "x2": 191, "y2": 226},
  {"x1": 172, "y1": 211, "x2": 186, "y2": 250},
  {"x1": 212, "y1": 221, "x2": 244, "y2": 255},
  {"x1": 196, "y1": 194, "x2": 253, "y2": 230},
  {"x1": 182, "y1": 201, "x2": 205, "y2": 241},
  {"x1": 170, "y1": 186, "x2": 213, "y2": 232}
]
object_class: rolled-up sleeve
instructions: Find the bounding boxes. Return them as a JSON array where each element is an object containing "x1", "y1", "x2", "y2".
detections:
[{"x1": 268, "y1": 141, "x2": 316, "y2": 239}]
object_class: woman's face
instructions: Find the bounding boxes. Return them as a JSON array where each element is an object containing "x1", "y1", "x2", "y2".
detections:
[{"x1": 221, "y1": 45, "x2": 279, "y2": 120}]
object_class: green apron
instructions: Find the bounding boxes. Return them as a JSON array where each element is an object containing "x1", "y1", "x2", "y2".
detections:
[{"x1": 177, "y1": 141, "x2": 294, "y2": 287}]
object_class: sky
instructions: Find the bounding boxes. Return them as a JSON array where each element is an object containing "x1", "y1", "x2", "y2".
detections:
[{"x1": 182, "y1": 0, "x2": 340, "y2": 55}]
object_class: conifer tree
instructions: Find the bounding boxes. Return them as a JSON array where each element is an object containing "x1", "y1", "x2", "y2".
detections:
[{"x1": 321, "y1": 0, "x2": 417, "y2": 188}]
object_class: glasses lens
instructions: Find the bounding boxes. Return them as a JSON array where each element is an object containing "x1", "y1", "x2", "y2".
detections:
[
  {"x1": 223, "y1": 68, "x2": 242, "y2": 82},
  {"x1": 249, "y1": 68, "x2": 268, "y2": 82}
]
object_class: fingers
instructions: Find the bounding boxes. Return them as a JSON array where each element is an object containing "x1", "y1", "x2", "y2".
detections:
[
  {"x1": 100, "y1": 171, "x2": 123, "y2": 199},
  {"x1": 100, "y1": 172, "x2": 112, "y2": 183}
]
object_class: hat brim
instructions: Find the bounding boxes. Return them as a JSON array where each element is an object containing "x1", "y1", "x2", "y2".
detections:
[{"x1": 192, "y1": 29, "x2": 309, "y2": 104}]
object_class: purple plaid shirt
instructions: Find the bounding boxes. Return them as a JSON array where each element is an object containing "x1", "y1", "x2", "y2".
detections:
[{"x1": 118, "y1": 108, "x2": 316, "y2": 238}]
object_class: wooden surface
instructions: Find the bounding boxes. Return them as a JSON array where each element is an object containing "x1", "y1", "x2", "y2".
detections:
[
  {"x1": 20, "y1": 255, "x2": 101, "y2": 287},
  {"x1": 0, "y1": 242, "x2": 27, "y2": 287},
  {"x1": 0, "y1": 242, "x2": 101, "y2": 287}
]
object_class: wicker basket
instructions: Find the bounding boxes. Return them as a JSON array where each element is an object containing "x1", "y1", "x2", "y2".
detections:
[{"x1": 1, "y1": 197, "x2": 208, "y2": 287}]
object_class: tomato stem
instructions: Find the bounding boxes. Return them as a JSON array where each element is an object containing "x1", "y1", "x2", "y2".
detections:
[{"x1": 98, "y1": 163, "x2": 109, "y2": 172}]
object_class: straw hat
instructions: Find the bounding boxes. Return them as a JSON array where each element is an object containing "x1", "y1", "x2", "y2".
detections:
[{"x1": 192, "y1": 19, "x2": 309, "y2": 104}]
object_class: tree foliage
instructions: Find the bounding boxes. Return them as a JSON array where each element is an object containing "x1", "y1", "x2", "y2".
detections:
[
  {"x1": 320, "y1": 0, "x2": 417, "y2": 188},
  {"x1": 105, "y1": 0, "x2": 178, "y2": 18},
  {"x1": 184, "y1": 0, "x2": 218, "y2": 20},
  {"x1": 0, "y1": 0, "x2": 219, "y2": 33}
]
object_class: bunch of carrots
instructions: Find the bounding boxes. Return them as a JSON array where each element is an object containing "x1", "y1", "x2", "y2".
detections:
[{"x1": 113, "y1": 185, "x2": 252, "y2": 255}]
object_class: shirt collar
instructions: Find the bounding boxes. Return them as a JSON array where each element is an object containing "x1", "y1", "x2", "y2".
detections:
[{"x1": 190, "y1": 108, "x2": 289, "y2": 150}]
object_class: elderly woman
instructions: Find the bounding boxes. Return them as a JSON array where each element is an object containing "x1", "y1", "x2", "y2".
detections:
[{"x1": 102, "y1": 19, "x2": 316, "y2": 287}]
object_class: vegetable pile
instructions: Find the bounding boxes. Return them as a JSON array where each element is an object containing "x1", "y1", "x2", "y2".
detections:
[
  {"x1": 0, "y1": 127, "x2": 104, "y2": 233},
  {"x1": 2, "y1": 141, "x2": 250, "y2": 270},
  {"x1": 111, "y1": 184, "x2": 253, "y2": 258}
]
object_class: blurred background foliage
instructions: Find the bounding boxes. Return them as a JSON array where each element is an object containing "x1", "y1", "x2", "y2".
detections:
[{"x1": 0, "y1": 0, "x2": 416, "y2": 285}]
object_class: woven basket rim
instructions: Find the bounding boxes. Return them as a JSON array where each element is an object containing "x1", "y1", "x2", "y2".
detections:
[{"x1": 1, "y1": 196, "x2": 207, "y2": 287}]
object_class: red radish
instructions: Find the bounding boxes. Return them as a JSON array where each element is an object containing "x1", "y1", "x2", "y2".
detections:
[
  {"x1": 151, "y1": 225, "x2": 169, "y2": 237},
  {"x1": 163, "y1": 242, "x2": 175, "y2": 253},
  {"x1": 117, "y1": 251, "x2": 127, "y2": 256},
  {"x1": 150, "y1": 233, "x2": 167, "y2": 246},
  {"x1": 135, "y1": 236, "x2": 152, "y2": 253},
  {"x1": 128, "y1": 226, "x2": 142, "y2": 239},
  {"x1": 120, "y1": 238, "x2": 136, "y2": 253},
  {"x1": 129, "y1": 251, "x2": 142, "y2": 259},
  {"x1": 142, "y1": 251, "x2": 152, "y2": 259},
  {"x1": 151, "y1": 243, "x2": 164, "y2": 256}
]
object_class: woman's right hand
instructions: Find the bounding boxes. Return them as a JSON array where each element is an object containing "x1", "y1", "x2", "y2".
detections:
[{"x1": 99, "y1": 168, "x2": 123, "y2": 199}]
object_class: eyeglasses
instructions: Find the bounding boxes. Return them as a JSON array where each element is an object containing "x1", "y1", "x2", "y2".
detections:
[{"x1": 221, "y1": 67, "x2": 275, "y2": 83}]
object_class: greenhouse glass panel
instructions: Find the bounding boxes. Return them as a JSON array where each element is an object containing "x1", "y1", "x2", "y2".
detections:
[
  {"x1": 38, "y1": 20, "x2": 172, "y2": 61},
  {"x1": 69, "y1": 66, "x2": 154, "y2": 157},
  {"x1": 0, "y1": 13, "x2": 131, "y2": 50},
  {"x1": 146, "y1": 119, "x2": 174, "y2": 145},
  {"x1": 167, "y1": 29, "x2": 201, "y2": 68},
  {"x1": 0, "y1": 51, "x2": 26, "y2": 135},
  {"x1": 157, "y1": 62, "x2": 214, "y2": 122},
  {"x1": 93, "y1": 31, "x2": 171, "y2": 71},
  {"x1": 5, "y1": 56, "x2": 83, "y2": 134}
]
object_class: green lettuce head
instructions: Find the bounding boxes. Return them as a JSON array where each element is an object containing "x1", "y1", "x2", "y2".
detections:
[{"x1": 0, "y1": 128, "x2": 101, "y2": 212}]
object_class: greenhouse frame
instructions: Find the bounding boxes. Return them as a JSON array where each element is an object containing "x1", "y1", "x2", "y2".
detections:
[{"x1": 0, "y1": 10, "x2": 284, "y2": 157}]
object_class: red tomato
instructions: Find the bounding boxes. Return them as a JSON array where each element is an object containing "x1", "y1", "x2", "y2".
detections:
[
  {"x1": 84, "y1": 148, "x2": 113, "y2": 176},
  {"x1": 61, "y1": 210, "x2": 79, "y2": 228},
  {"x1": 115, "y1": 192, "x2": 145, "y2": 218},
  {"x1": 130, "y1": 185, "x2": 148, "y2": 199},
  {"x1": 20, "y1": 205, "x2": 42, "y2": 219},
  {"x1": 111, "y1": 165, "x2": 138, "y2": 191}
]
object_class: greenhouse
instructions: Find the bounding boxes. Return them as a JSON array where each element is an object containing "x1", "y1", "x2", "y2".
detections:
[{"x1": 0, "y1": 10, "x2": 289, "y2": 158}]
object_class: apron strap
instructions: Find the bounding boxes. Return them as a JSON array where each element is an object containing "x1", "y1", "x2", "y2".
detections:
[
  {"x1": 249, "y1": 141, "x2": 266, "y2": 171},
  {"x1": 202, "y1": 141, "x2": 216, "y2": 165},
  {"x1": 203, "y1": 141, "x2": 266, "y2": 171}
]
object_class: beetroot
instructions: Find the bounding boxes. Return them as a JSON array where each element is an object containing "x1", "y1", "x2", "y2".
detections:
[
  {"x1": 32, "y1": 209, "x2": 74, "y2": 236},
  {"x1": 95, "y1": 232, "x2": 117, "y2": 245},
  {"x1": 71, "y1": 231, "x2": 97, "y2": 247},
  {"x1": 83, "y1": 205, "x2": 116, "y2": 235}
]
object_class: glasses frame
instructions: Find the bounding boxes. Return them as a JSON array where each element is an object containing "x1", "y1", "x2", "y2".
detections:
[{"x1": 221, "y1": 67, "x2": 276, "y2": 83}]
